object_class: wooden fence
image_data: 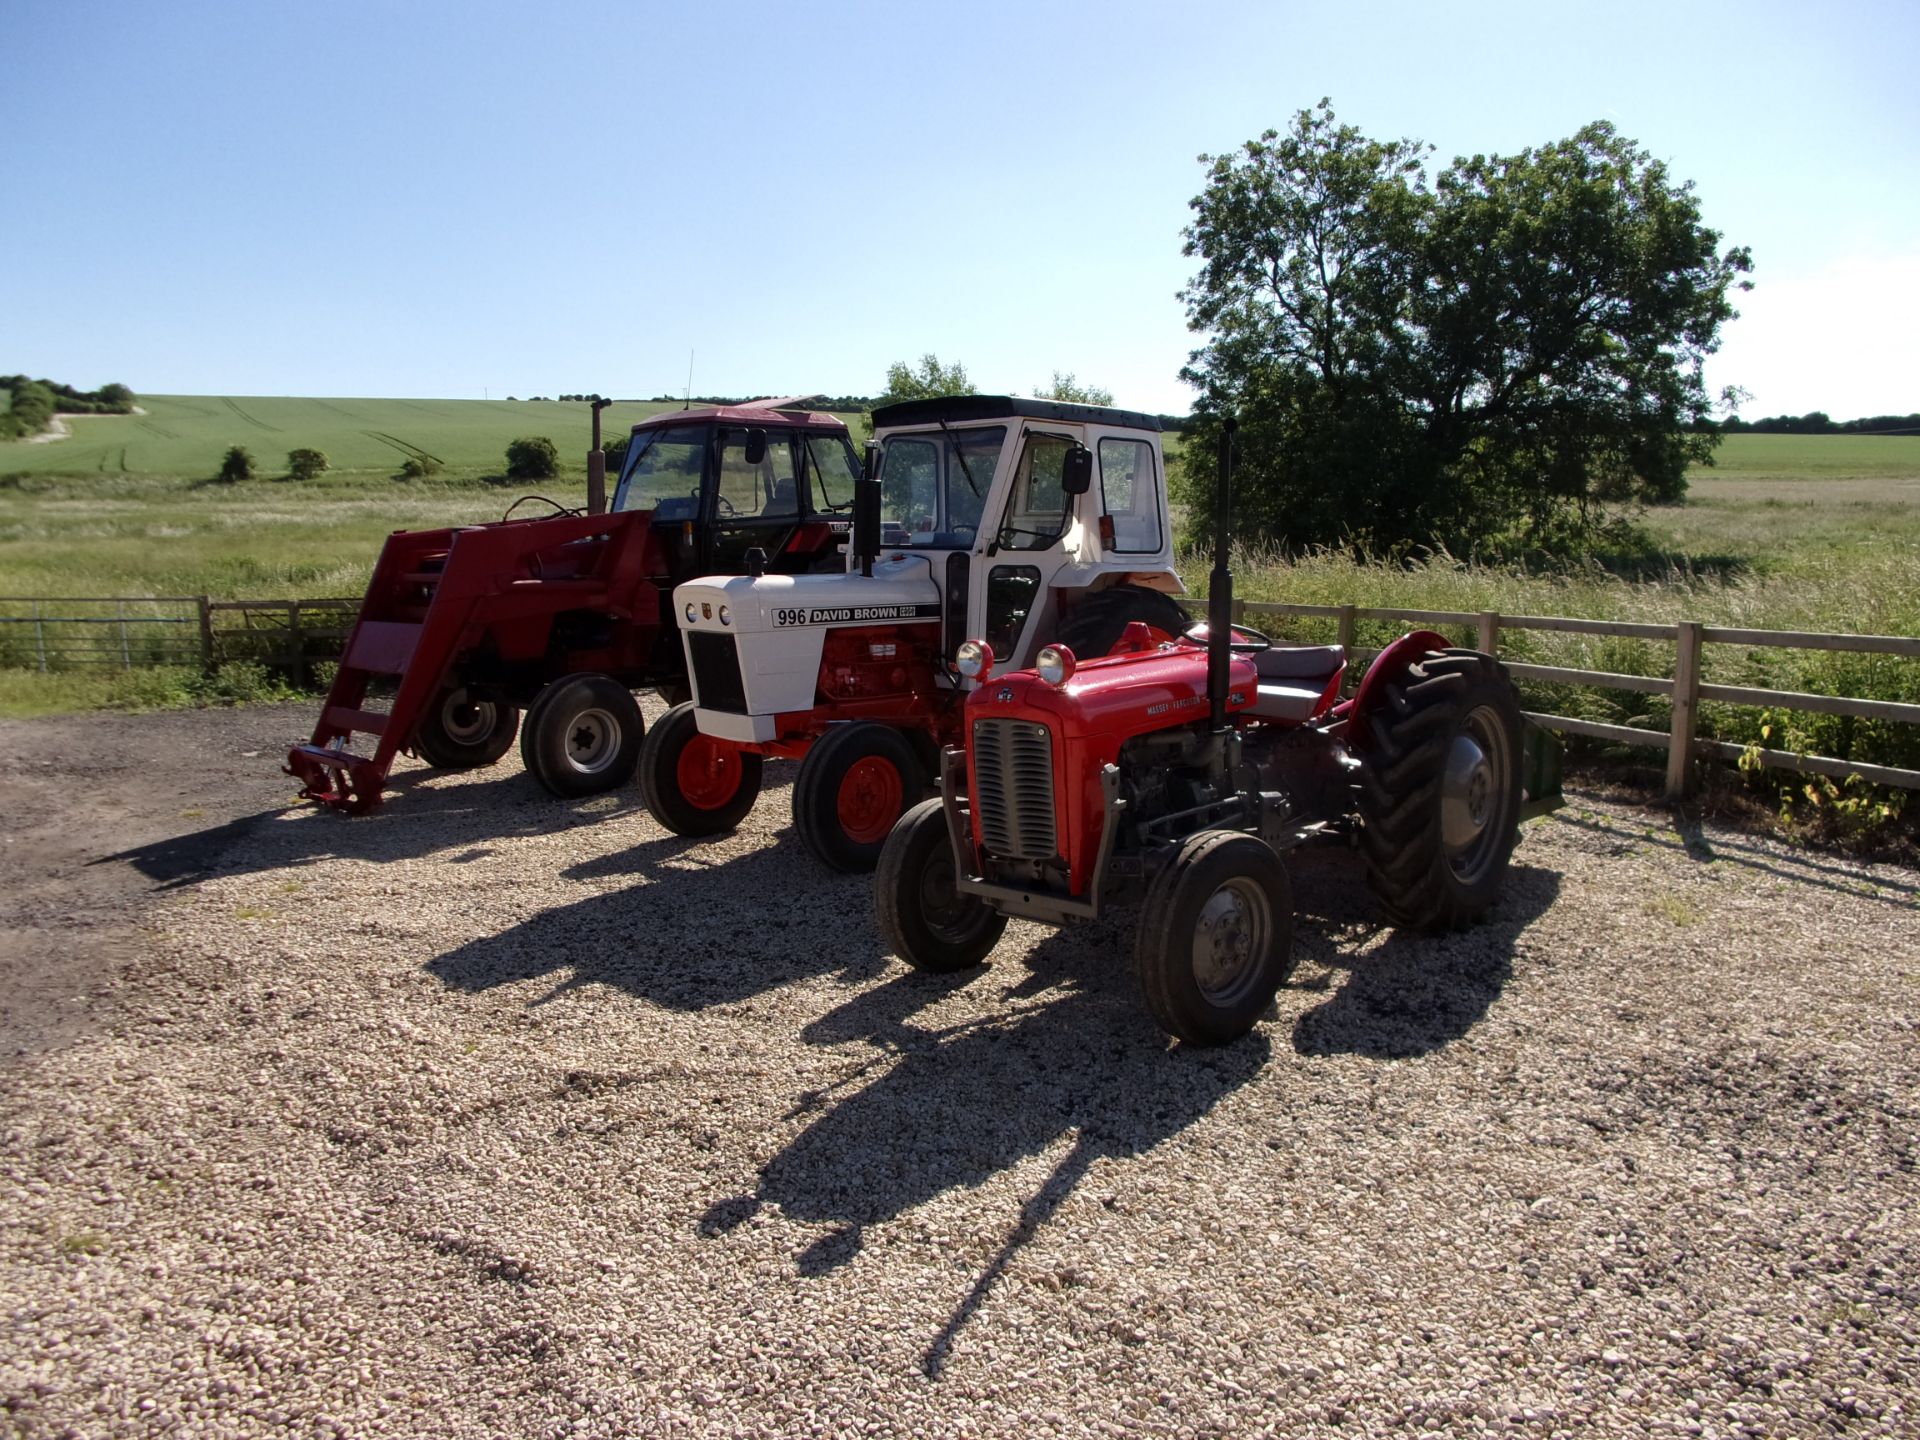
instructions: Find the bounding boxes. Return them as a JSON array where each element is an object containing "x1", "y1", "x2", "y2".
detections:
[
  {"x1": 1231, "y1": 598, "x2": 1920, "y2": 799},
  {"x1": 0, "y1": 596, "x2": 359, "y2": 682}
]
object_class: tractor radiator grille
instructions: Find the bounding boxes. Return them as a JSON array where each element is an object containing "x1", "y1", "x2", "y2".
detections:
[
  {"x1": 972, "y1": 718, "x2": 1058, "y2": 860},
  {"x1": 688, "y1": 632, "x2": 747, "y2": 714}
]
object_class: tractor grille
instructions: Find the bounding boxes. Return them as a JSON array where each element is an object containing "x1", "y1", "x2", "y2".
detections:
[
  {"x1": 972, "y1": 718, "x2": 1058, "y2": 860},
  {"x1": 688, "y1": 632, "x2": 747, "y2": 714}
]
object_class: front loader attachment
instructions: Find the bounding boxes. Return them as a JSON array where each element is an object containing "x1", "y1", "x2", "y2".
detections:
[{"x1": 287, "y1": 510, "x2": 659, "y2": 813}]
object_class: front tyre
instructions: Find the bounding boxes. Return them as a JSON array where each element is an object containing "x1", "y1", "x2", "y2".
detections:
[
  {"x1": 792, "y1": 723, "x2": 928, "y2": 873},
  {"x1": 413, "y1": 684, "x2": 519, "y2": 770},
  {"x1": 1134, "y1": 830, "x2": 1293, "y2": 1046},
  {"x1": 637, "y1": 701, "x2": 763, "y2": 836},
  {"x1": 521, "y1": 674, "x2": 644, "y2": 798},
  {"x1": 1355, "y1": 648, "x2": 1523, "y2": 931},
  {"x1": 876, "y1": 798, "x2": 1007, "y2": 973}
]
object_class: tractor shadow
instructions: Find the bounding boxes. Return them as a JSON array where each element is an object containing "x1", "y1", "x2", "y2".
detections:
[
  {"x1": 426, "y1": 824, "x2": 889, "y2": 1012},
  {"x1": 96, "y1": 764, "x2": 660, "y2": 892},
  {"x1": 697, "y1": 921, "x2": 1269, "y2": 1376},
  {"x1": 1285, "y1": 850, "x2": 1562, "y2": 1059}
]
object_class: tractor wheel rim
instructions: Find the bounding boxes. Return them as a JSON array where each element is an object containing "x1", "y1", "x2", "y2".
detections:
[
  {"x1": 837, "y1": 756, "x2": 904, "y2": 846},
  {"x1": 442, "y1": 690, "x2": 496, "y2": 745},
  {"x1": 562, "y1": 707, "x2": 619, "y2": 774},
  {"x1": 676, "y1": 735, "x2": 741, "y2": 810},
  {"x1": 918, "y1": 853, "x2": 979, "y2": 942},
  {"x1": 1442, "y1": 706, "x2": 1510, "y2": 883},
  {"x1": 1189, "y1": 878, "x2": 1271, "y2": 1006}
]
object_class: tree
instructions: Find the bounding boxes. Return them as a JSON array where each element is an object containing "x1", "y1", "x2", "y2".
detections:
[
  {"x1": 1178, "y1": 100, "x2": 1753, "y2": 556},
  {"x1": 506, "y1": 435, "x2": 560, "y2": 480},
  {"x1": 97, "y1": 383, "x2": 135, "y2": 409},
  {"x1": 1034, "y1": 372, "x2": 1114, "y2": 406},
  {"x1": 879, "y1": 354, "x2": 975, "y2": 405},
  {"x1": 286, "y1": 448, "x2": 329, "y2": 480},
  {"x1": 217, "y1": 445, "x2": 255, "y2": 483}
]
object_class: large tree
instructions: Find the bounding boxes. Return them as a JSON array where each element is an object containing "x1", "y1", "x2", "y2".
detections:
[{"x1": 1178, "y1": 101, "x2": 1752, "y2": 556}]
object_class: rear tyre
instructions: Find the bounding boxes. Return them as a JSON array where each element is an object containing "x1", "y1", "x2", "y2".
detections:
[
  {"x1": 792, "y1": 723, "x2": 929, "y2": 873},
  {"x1": 521, "y1": 674, "x2": 644, "y2": 798},
  {"x1": 1355, "y1": 648, "x2": 1523, "y2": 931},
  {"x1": 413, "y1": 684, "x2": 519, "y2": 770},
  {"x1": 876, "y1": 798, "x2": 1007, "y2": 973},
  {"x1": 638, "y1": 701, "x2": 762, "y2": 836},
  {"x1": 1054, "y1": 583, "x2": 1190, "y2": 658},
  {"x1": 1134, "y1": 830, "x2": 1293, "y2": 1046}
]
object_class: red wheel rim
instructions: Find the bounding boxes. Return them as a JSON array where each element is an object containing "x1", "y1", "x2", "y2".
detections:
[
  {"x1": 676, "y1": 735, "x2": 743, "y2": 810},
  {"x1": 836, "y1": 755, "x2": 904, "y2": 846}
]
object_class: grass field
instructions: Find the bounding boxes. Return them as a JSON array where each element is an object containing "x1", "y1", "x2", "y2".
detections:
[{"x1": 0, "y1": 394, "x2": 701, "y2": 481}]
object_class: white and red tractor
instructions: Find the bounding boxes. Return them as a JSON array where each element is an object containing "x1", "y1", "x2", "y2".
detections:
[
  {"x1": 872, "y1": 420, "x2": 1564, "y2": 1046},
  {"x1": 638, "y1": 395, "x2": 1192, "y2": 871}
]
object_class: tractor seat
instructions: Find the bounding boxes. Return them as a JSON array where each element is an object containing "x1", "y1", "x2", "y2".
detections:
[
  {"x1": 1251, "y1": 644, "x2": 1346, "y2": 683},
  {"x1": 1243, "y1": 645, "x2": 1346, "y2": 724}
]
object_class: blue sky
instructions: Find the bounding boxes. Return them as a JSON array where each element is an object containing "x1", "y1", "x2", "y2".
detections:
[{"x1": 4, "y1": 0, "x2": 1914, "y2": 418}]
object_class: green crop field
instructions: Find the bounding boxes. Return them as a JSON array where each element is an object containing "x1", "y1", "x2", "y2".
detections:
[{"x1": 0, "y1": 394, "x2": 756, "y2": 481}]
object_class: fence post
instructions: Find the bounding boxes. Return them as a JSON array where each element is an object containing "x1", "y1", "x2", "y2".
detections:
[
  {"x1": 118, "y1": 600, "x2": 131, "y2": 669},
  {"x1": 287, "y1": 601, "x2": 306, "y2": 687},
  {"x1": 1336, "y1": 604, "x2": 1356, "y2": 653},
  {"x1": 1230, "y1": 596, "x2": 1247, "y2": 627},
  {"x1": 1667, "y1": 619, "x2": 1703, "y2": 800},
  {"x1": 33, "y1": 600, "x2": 46, "y2": 673},
  {"x1": 197, "y1": 597, "x2": 215, "y2": 674},
  {"x1": 1477, "y1": 610, "x2": 1500, "y2": 656}
]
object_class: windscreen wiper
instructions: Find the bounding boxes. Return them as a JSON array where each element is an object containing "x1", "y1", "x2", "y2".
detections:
[{"x1": 938, "y1": 420, "x2": 984, "y2": 498}]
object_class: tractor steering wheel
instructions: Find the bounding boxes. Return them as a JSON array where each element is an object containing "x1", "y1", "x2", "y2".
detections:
[
  {"x1": 714, "y1": 493, "x2": 739, "y2": 519},
  {"x1": 1184, "y1": 621, "x2": 1274, "y2": 654}
]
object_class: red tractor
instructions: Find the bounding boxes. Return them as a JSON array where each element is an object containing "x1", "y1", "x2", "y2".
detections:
[
  {"x1": 287, "y1": 399, "x2": 862, "y2": 813},
  {"x1": 874, "y1": 420, "x2": 1563, "y2": 1046}
]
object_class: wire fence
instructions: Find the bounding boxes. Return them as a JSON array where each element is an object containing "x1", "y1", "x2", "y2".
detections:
[{"x1": 0, "y1": 596, "x2": 359, "y2": 684}]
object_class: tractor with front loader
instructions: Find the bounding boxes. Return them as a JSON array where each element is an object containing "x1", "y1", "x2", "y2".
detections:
[
  {"x1": 873, "y1": 420, "x2": 1563, "y2": 1046},
  {"x1": 287, "y1": 399, "x2": 863, "y2": 813},
  {"x1": 639, "y1": 395, "x2": 1193, "y2": 869}
]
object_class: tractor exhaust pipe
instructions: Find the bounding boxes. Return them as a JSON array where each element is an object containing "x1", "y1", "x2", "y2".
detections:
[
  {"x1": 587, "y1": 395, "x2": 613, "y2": 515},
  {"x1": 1207, "y1": 416, "x2": 1237, "y2": 730}
]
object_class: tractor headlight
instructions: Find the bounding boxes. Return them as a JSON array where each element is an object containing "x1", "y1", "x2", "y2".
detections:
[
  {"x1": 718, "y1": 605, "x2": 731, "y2": 626},
  {"x1": 1036, "y1": 644, "x2": 1077, "y2": 687},
  {"x1": 955, "y1": 638, "x2": 993, "y2": 679},
  {"x1": 684, "y1": 601, "x2": 697, "y2": 624}
]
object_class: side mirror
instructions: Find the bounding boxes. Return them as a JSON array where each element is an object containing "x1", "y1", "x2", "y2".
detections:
[
  {"x1": 863, "y1": 443, "x2": 880, "y2": 482},
  {"x1": 1061, "y1": 443, "x2": 1094, "y2": 496},
  {"x1": 744, "y1": 428, "x2": 767, "y2": 466}
]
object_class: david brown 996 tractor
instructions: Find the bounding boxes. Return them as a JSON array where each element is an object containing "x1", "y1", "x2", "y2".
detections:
[
  {"x1": 638, "y1": 395, "x2": 1193, "y2": 871},
  {"x1": 874, "y1": 420, "x2": 1563, "y2": 1046},
  {"x1": 287, "y1": 400, "x2": 863, "y2": 813}
]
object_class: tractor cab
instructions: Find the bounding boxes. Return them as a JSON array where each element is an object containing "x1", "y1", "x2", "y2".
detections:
[{"x1": 612, "y1": 403, "x2": 859, "y2": 580}]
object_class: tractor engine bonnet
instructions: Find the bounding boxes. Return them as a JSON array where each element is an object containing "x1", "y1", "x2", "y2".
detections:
[
  {"x1": 676, "y1": 556, "x2": 942, "y2": 741},
  {"x1": 963, "y1": 643, "x2": 1262, "y2": 896}
]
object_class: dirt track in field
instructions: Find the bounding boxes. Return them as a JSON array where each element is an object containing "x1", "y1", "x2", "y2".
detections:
[{"x1": 2, "y1": 701, "x2": 1917, "y2": 1439}]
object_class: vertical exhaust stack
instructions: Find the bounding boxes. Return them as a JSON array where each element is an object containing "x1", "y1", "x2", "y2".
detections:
[
  {"x1": 1207, "y1": 416, "x2": 1238, "y2": 730},
  {"x1": 587, "y1": 396, "x2": 613, "y2": 516}
]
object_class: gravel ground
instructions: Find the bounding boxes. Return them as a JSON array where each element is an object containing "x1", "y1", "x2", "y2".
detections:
[{"x1": 2, "y1": 699, "x2": 1917, "y2": 1439}]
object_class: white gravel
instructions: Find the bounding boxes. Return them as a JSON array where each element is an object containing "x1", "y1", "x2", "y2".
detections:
[{"x1": 3, "y1": 700, "x2": 1917, "y2": 1438}]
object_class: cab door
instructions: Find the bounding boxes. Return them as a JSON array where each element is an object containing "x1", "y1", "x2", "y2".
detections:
[
  {"x1": 705, "y1": 428, "x2": 803, "y2": 573},
  {"x1": 973, "y1": 425, "x2": 1086, "y2": 670}
]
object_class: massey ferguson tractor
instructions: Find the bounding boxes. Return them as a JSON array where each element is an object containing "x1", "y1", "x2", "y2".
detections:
[
  {"x1": 873, "y1": 420, "x2": 1563, "y2": 1047},
  {"x1": 287, "y1": 399, "x2": 862, "y2": 813},
  {"x1": 638, "y1": 395, "x2": 1193, "y2": 870}
]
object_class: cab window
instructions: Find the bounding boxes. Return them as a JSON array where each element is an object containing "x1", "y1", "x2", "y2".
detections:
[
  {"x1": 1097, "y1": 437, "x2": 1163, "y2": 552},
  {"x1": 612, "y1": 426, "x2": 708, "y2": 513},
  {"x1": 994, "y1": 431, "x2": 1074, "y2": 553},
  {"x1": 715, "y1": 431, "x2": 799, "y2": 521},
  {"x1": 876, "y1": 426, "x2": 1004, "y2": 547},
  {"x1": 805, "y1": 434, "x2": 861, "y2": 513}
]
